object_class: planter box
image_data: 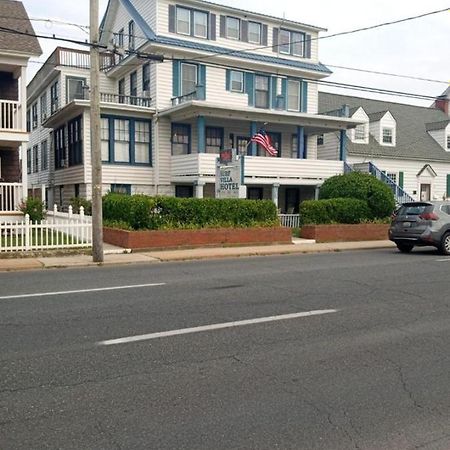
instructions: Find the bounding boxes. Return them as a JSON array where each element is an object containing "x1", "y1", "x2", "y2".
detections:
[
  {"x1": 103, "y1": 226, "x2": 292, "y2": 250},
  {"x1": 300, "y1": 223, "x2": 389, "y2": 243}
]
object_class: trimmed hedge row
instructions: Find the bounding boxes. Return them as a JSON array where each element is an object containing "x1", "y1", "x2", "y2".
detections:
[
  {"x1": 300, "y1": 198, "x2": 372, "y2": 225},
  {"x1": 102, "y1": 193, "x2": 279, "y2": 230}
]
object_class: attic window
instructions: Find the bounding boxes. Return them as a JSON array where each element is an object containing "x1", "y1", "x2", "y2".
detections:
[
  {"x1": 447, "y1": 134, "x2": 450, "y2": 150},
  {"x1": 382, "y1": 127, "x2": 393, "y2": 144},
  {"x1": 354, "y1": 124, "x2": 366, "y2": 141}
]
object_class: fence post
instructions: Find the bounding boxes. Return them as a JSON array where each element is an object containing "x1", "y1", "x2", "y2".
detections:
[
  {"x1": 25, "y1": 214, "x2": 30, "y2": 251},
  {"x1": 80, "y1": 206, "x2": 84, "y2": 220},
  {"x1": 68, "y1": 205, "x2": 73, "y2": 219}
]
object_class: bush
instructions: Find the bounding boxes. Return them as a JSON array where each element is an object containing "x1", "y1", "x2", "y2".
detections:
[
  {"x1": 19, "y1": 197, "x2": 46, "y2": 222},
  {"x1": 102, "y1": 194, "x2": 279, "y2": 230},
  {"x1": 300, "y1": 198, "x2": 372, "y2": 225},
  {"x1": 70, "y1": 197, "x2": 92, "y2": 215},
  {"x1": 319, "y1": 172, "x2": 395, "y2": 219}
]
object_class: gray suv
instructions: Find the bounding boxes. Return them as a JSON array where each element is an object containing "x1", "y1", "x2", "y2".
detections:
[{"x1": 389, "y1": 201, "x2": 450, "y2": 254}]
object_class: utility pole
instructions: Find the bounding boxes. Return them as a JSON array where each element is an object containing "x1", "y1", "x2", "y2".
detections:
[{"x1": 90, "y1": 0, "x2": 104, "y2": 262}]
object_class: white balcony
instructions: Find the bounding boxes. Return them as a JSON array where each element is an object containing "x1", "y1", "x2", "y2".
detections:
[
  {"x1": 171, "y1": 154, "x2": 344, "y2": 185},
  {"x1": 0, "y1": 100, "x2": 21, "y2": 131},
  {"x1": 0, "y1": 183, "x2": 22, "y2": 213}
]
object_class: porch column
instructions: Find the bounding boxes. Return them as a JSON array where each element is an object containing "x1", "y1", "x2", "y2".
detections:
[
  {"x1": 21, "y1": 143, "x2": 27, "y2": 201},
  {"x1": 197, "y1": 116, "x2": 206, "y2": 153},
  {"x1": 272, "y1": 183, "x2": 280, "y2": 209},
  {"x1": 250, "y1": 122, "x2": 257, "y2": 156},
  {"x1": 41, "y1": 184, "x2": 46, "y2": 206},
  {"x1": 297, "y1": 126, "x2": 305, "y2": 159},
  {"x1": 195, "y1": 180, "x2": 205, "y2": 198},
  {"x1": 20, "y1": 66, "x2": 27, "y2": 130},
  {"x1": 339, "y1": 129, "x2": 347, "y2": 161},
  {"x1": 314, "y1": 185, "x2": 320, "y2": 200}
]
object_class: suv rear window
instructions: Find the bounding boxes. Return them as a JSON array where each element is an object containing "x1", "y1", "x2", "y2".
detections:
[{"x1": 398, "y1": 204, "x2": 433, "y2": 215}]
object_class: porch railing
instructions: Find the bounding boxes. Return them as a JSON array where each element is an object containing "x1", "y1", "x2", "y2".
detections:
[
  {"x1": 100, "y1": 92, "x2": 152, "y2": 107},
  {"x1": 0, "y1": 100, "x2": 20, "y2": 131},
  {"x1": 279, "y1": 214, "x2": 300, "y2": 228},
  {"x1": 0, "y1": 183, "x2": 22, "y2": 212}
]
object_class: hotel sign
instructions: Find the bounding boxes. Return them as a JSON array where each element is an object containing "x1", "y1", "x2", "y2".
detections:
[{"x1": 215, "y1": 149, "x2": 243, "y2": 199}]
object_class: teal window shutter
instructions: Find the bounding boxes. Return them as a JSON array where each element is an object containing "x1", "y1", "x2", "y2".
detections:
[
  {"x1": 271, "y1": 77, "x2": 277, "y2": 109},
  {"x1": 301, "y1": 80, "x2": 308, "y2": 112},
  {"x1": 245, "y1": 72, "x2": 255, "y2": 106},
  {"x1": 225, "y1": 69, "x2": 231, "y2": 91},
  {"x1": 399, "y1": 171, "x2": 404, "y2": 189},
  {"x1": 172, "y1": 61, "x2": 180, "y2": 97},
  {"x1": 197, "y1": 64, "x2": 206, "y2": 100},
  {"x1": 281, "y1": 78, "x2": 287, "y2": 110},
  {"x1": 447, "y1": 174, "x2": 450, "y2": 197}
]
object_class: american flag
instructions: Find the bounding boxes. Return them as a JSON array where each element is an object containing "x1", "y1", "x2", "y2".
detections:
[{"x1": 250, "y1": 129, "x2": 278, "y2": 157}]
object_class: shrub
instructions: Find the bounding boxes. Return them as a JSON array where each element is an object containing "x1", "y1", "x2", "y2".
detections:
[
  {"x1": 300, "y1": 198, "x2": 372, "y2": 225},
  {"x1": 19, "y1": 197, "x2": 46, "y2": 222},
  {"x1": 102, "y1": 194, "x2": 279, "y2": 230},
  {"x1": 70, "y1": 197, "x2": 92, "y2": 215},
  {"x1": 319, "y1": 172, "x2": 395, "y2": 219}
]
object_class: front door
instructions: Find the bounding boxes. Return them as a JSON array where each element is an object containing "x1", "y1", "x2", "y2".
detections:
[
  {"x1": 420, "y1": 184, "x2": 431, "y2": 201},
  {"x1": 285, "y1": 188, "x2": 299, "y2": 214}
]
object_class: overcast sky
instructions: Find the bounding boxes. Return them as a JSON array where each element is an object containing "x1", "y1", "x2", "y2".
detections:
[{"x1": 22, "y1": 0, "x2": 449, "y2": 106}]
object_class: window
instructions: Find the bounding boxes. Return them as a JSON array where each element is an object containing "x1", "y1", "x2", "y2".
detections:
[
  {"x1": 230, "y1": 70, "x2": 243, "y2": 92},
  {"x1": 142, "y1": 63, "x2": 150, "y2": 92},
  {"x1": 130, "y1": 71, "x2": 137, "y2": 104},
  {"x1": 382, "y1": 127, "x2": 393, "y2": 144},
  {"x1": 287, "y1": 80, "x2": 300, "y2": 111},
  {"x1": 181, "y1": 63, "x2": 197, "y2": 96},
  {"x1": 33, "y1": 145, "x2": 38, "y2": 172},
  {"x1": 176, "y1": 7, "x2": 191, "y2": 35},
  {"x1": 41, "y1": 140, "x2": 48, "y2": 170},
  {"x1": 248, "y1": 22, "x2": 261, "y2": 44},
  {"x1": 237, "y1": 136, "x2": 249, "y2": 155},
  {"x1": 50, "y1": 81, "x2": 59, "y2": 114},
  {"x1": 40, "y1": 92, "x2": 47, "y2": 121},
  {"x1": 279, "y1": 29, "x2": 305, "y2": 56},
  {"x1": 175, "y1": 185, "x2": 193, "y2": 198},
  {"x1": 255, "y1": 75, "x2": 269, "y2": 108},
  {"x1": 128, "y1": 20, "x2": 135, "y2": 50},
  {"x1": 354, "y1": 124, "x2": 366, "y2": 141},
  {"x1": 68, "y1": 116, "x2": 83, "y2": 166},
  {"x1": 387, "y1": 172, "x2": 397, "y2": 184},
  {"x1": 171, "y1": 123, "x2": 190, "y2": 155},
  {"x1": 257, "y1": 132, "x2": 280, "y2": 157},
  {"x1": 117, "y1": 28, "x2": 124, "y2": 60},
  {"x1": 206, "y1": 127, "x2": 223, "y2": 154},
  {"x1": 226, "y1": 17, "x2": 240, "y2": 40},
  {"x1": 27, "y1": 148, "x2": 31, "y2": 174},
  {"x1": 32, "y1": 103, "x2": 38, "y2": 129},
  {"x1": 54, "y1": 125, "x2": 65, "y2": 169},
  {"x1": 134, "y1": 121, "x2": 150, "y2": 164},
  {"x1": 66, "y1": 77, "x2": 86, "y2": 102},
  {"x1": 101, "y1": 116, "x2": 151, "y2": 164},
  {"x1": 317, "y1": 134, "x2": 324, "y2": 146},
  {"x1": 193, "y1": 10, "x2": 208, "y2": 38},
  {"x1": 26, "y1": 110, "x2": 30, "y2": 132},
  {"x1": 291, "y1": 135, "x2": 298, "y2": 158},
  {"x1": 118, "y1": 78, "x2": 125, "y2": 103},
  {"x1": 111, "y1": 184, "x2": 131, "y2": 195},
  {"x1": 447, "y1": 135, "x2": 450, "y2": 150},
  {"x1": 247, "y1": 187, "x2": 263, "y2": 200}
]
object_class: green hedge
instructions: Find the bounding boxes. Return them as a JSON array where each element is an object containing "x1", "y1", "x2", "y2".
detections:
[
  {"x1": 299, "y1": 198, "x2": 372, "y2": 225},
  {"x1": 103, "y1": 193, "x2": 279, "y2": 230},
  {"x1": 319, "y1": 172, "x2": 395, "y2": 219}
]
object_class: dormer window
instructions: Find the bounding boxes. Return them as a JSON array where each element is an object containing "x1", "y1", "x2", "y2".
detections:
[
  {"x1": 354, "y1": 124, "x2": 366, "y2": 141},
  {"x1": 226, "y1": 17, "x2": 240, "y2": 40},
  {"x1": 175, "y1": 6, "x2": 208, "y2": 38},
  {"x1": 193, "y1": 10, "x2": 208, "y2": 38},
  {"x1": 447, "y1": 134, "x2": 450, "y2": 150},
  {"x1": 382, "y1": 127, "x2": 393, "y2": 144},
  {"x1": 176, "y1": 7, "x2": 191, "y2": 35},
  {"x1": 248, "y1": 22, "x2": 261, "y2": 44},
  {"x1": 279, "y1": 29, "x2": 305, "y2": 57}
]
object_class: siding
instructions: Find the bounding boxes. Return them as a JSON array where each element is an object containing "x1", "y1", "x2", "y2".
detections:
[{"x1": 317, "y1": 132, "x2": 340, "y2": 160}]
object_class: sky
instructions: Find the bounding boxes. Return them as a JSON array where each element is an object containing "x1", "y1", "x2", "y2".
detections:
[{"x1": 22, "y1": 0, "x2": 450, "y2": 106}]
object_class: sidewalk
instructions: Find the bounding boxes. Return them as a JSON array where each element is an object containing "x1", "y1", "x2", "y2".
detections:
[{"x1": 0, "y1": 239, "x2": 396, "y2": 272}]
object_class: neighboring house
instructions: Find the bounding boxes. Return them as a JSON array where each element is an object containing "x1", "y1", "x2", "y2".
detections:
[
  {"x1": 28, "y1": 0, "x2": 362, "y2": 212},
  {"x1": 0, "y1": 0, "x2": 41, "y2": 216},
  {"x1": 318, "y1": 91, "x2": 450, "y2": 203}
]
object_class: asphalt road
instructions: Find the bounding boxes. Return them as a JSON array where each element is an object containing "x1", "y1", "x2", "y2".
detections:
[{"x1": 1, "y1": 247, "x2": 450, "y2": 449}]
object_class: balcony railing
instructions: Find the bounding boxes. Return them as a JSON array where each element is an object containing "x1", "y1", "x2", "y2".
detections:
[
  {"x1": 0, "y1": 183, "x2": 22, "y2": 212},
  {"x1": 171, "y1": 85, "x2": 205, "y2": 107},
  {"x1": 0, "y1": 100, "x2": 21, "y2": 131},
  {"x1": 100, "y1": 92, "x2": 152, "y2": 107}
]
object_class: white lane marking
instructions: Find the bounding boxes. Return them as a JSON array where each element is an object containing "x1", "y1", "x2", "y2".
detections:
[
  {"x1": 97, "y1": 309, "x2": 338, "y2": 346},
  {"x1": 436, "y1": 258, "x2": 450, "y2": 262},
  {"x1": 0, "y1": 283, "x2": 166, "y2": 300}
]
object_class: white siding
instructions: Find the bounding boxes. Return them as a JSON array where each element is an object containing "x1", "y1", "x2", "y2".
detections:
[
  {"x1": 428, "y1": 124, "x2": 450, "y2": 151},
  {"x1": 348, "y1": 107, "x2": 369, "y2": 144},
  {"x1": 317, "y1": 132, "x2": 340, "y2": 160},
  {"x1": 371, "y1": 112, "x2": 396, "y2": 146}
]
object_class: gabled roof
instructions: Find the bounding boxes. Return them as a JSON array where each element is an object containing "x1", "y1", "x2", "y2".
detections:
[
  {"x1": 426, "y1": 119, "x2": 450, "y2": 132},
  {"x1": 367, "y1": 110, "x2": 390, "y2": 122},
  {"x1": 319, "y1": 92, "x2": 450, "y2": 162},
  {"x1": 417, "y1": 164, "x2": 437, "y2": 177},
  {"x1": 0, "y1": 0, "x2": 42, "y2": 56}
]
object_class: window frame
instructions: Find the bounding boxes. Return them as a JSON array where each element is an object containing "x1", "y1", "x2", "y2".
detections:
[
  {"x1": 32, "y1": 144, "x2": 39, "y2": 173},
  {"x1": 31, "y1": 103, "x2": 38, "y2": 129},
  {"x1": 254, "y1": 74, "x2": 270, "y2": 109},
  {"x1": 50, "y1": 81, "x2": 59, "y2": 114},
  {"x1": 40, "y1": 92, "x2": 47, "y2": 121},
  {"x1": 279, "y1": 29, "x2": 305, "y2": 57},
  {"x1": 130, "y1": 71, "x2": 137, "y2": 104},
  {"x1": 66, "y1": 76, "x2": 86, "y2": 103},
  {"x1": 171, "y1": 123, "x2": 191, "y2": 155},
  {"x1": 287, "y1": 79, "x2": 301, "y2": 111},
  {"x1": 41, "y1": 139, "x2": 48, "y2": 171},
  {"x1": 382, "y1": 127, "x2": 394, "y2": 145},
  {"x1": 181, "y1": 63, "x2": 198, "y2": 96},
  {"x1": 176, "y1": 6, "x2": 191, "y2": 35},
  {"x1": 193, "y1": 10, "x2": 208, "y2": 38},
  {"x1": 446, "y1": 134, "x2": 450, "y2": 151},
  {"x1": 230, "y1": 70, "x2": 244, "y2": 92},
  {"x1": 226, "y1": 16, "x2": 240, "y2": 40},
  {"x1": 142, "y1": 63, "x2": 150, "y2": 92},
  {"x1": 118, "y1": 78, "x2": 125, "y2": 103},
  {"x1": 67, "y1": 115, "x2": 83, "y2": 167},
  {"x1": 205, "y1": 126, "x2": 224, "y2": 154},
  {"x1": 54, "y1": 125, "x2": 66, "y2": 170},
  {"x1": 128, "y1": 20, "x2": 135, "y2": 50},
  {"x1": 248, "y1": 21, "x2": 261, "y2": 44},
  {"x1": 26, "y1": 148, "x2": 31, "y2": 174}
]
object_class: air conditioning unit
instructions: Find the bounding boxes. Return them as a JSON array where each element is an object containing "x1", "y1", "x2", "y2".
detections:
[{"x1": 142, "y1": 90, "x2": 151, "y2": 98}]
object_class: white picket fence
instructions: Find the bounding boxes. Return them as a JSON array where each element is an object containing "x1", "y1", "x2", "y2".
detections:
[
  {"x1": 278, "y1": 214, "x2": 300, "y2": 228},
  {"x1": 0, "y1": 205, "x2": 92, "y2": 252}
]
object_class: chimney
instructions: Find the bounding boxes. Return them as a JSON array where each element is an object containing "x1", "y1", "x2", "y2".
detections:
[{"x1": 434, "y1": 88, "x2": 450, "y2": 116}]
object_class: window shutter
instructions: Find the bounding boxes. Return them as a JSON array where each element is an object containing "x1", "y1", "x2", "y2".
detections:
[
  {"x1": 172, "y1": 60, "x2": 180, "y2": 97},
  {"x1": 447, "y1": 174, "x2": 450, "y2": 197},
  {"x1": 241, "y1": 20, "x2": 248, "y2": 42},
  {"x1": 220, "y1": 15, "x2": 226, "y2": 38},
  {"x1": 304, "y1": 33, "x2": 311, "y2": 58},
  {"x1": 272, "y1": 28, "x2": 279, "y2": 52},
  {"x1": 262, "y1": 24, "x2": 268, "y2": 46},
  {"x1": 244, "y1": 72, "x2": 255, "y2": 107},
  {"x1": 301, "y1": 81, "x2": 308, "y2": 112},
  {"x1": 399, "y1": 171, "x2": 404, "y2": 189},
  {"x1": 225, "y1": 69, "x2": 231, "y2": 91},
  {"x1": 271, "y1": 77, "x2": 277, "y2": 109},
  {"x1": 168, "y1": 5, "x2": 176, "y2": 33},
  {"x1": 209, "y1": 14, "x2": 216, "y2": 40},
  {"x1": 281, "y1": 78, "x2": 287, "y2": 110},
  {"x1": 197, "y1": 64, "x2": 206, "y2": 100}
]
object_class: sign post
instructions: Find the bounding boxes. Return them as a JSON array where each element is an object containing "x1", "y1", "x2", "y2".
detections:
[{"x1": 215, "y1": 149, "x2": 246, "y2": 199}]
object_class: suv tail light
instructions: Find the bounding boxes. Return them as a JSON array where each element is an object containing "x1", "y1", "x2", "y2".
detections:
[{"x1": 419, "y1": 212, "x2": 438, "y2": 221}]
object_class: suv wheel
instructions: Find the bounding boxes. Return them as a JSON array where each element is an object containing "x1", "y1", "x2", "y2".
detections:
[
  {"x1": 439, "y1": 232, "x2": 450, "y2": 255},
  {"x1": 396, "y1": 242, "x2": 414, "y2": 253}
]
